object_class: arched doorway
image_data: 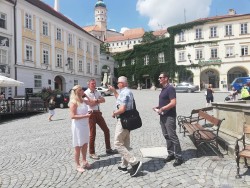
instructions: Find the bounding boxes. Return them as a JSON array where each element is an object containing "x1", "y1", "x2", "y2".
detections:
[
  {"x1": 54, "y1": 76, "x2": 65, "y2": 91},
  {"x1": 200, "y1": 68, "x2": 219, "y2": 89},
  {"x1": 227, "y1": 66, "x2": 248, "y2": 86}
]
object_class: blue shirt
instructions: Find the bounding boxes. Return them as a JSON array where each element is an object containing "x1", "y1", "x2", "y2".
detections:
[{"x1": 116, "y1": 87, "x2": 134, "y2": 111}]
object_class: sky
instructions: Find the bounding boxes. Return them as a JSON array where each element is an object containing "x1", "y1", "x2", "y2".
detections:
[{"x1": 42, "y1": 0, "x2": 250, "y2": 33}]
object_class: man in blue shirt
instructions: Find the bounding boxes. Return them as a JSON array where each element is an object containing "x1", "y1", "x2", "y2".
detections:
[
  {"x1": 153, "y1": 72, "x2": 183, "y2": 167},
  {"x1": 108, "y1": 76, "x2": 142, "y2": 177}
]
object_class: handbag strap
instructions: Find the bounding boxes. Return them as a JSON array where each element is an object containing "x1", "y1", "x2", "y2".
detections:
[{"x1": 132, "y1": 98, "x2": 136, "y2": 110}]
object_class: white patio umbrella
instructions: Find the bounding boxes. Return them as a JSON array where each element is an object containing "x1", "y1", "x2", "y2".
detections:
[{"x1": 0, "y1": 75, "x2": 24, "y2": 87}]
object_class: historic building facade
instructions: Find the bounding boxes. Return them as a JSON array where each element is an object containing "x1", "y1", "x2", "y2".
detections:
[
  {"x1": 0, "y1": 0, "x2": 15, "y2": 98},
  {"x1": 173, "y1": 9, "x2": 250, "y2": 91},
  {"x1": 0, "y1": 0, "x2": 104, "y2": 97}
]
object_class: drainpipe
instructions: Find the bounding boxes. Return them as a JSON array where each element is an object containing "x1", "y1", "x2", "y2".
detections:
[{"x1": 14, "y1": 0, "x2": 17, "y2": 96}]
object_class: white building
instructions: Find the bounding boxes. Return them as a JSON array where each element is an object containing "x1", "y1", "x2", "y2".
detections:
[
  {"x1": 0, "y1": 0, "x2": 15, "y2": 98},
  {"x1": 6, "y1": 0, "x2": 103, "y2": 97},
  {"x1": 174, "y1": 9, "x2": 250, "y2": 91}
]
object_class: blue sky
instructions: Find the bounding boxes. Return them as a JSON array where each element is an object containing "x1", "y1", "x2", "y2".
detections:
[{"x1": 42, "y1": 0, "x2": 250, "y2": 32}]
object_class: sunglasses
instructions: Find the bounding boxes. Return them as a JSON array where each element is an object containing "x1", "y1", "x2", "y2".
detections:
[{"x1": 158, "y1": 77, "x2": 165, "y2": 79}]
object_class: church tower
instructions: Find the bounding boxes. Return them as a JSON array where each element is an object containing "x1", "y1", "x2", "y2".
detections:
[{"x1": 95, "y1": 0, "x2": 107, "y2": 35}]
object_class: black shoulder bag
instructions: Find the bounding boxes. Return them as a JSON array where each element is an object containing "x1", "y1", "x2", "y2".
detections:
[{"x1": 119, "y1": 99, "x2": 142, "y2": 131}]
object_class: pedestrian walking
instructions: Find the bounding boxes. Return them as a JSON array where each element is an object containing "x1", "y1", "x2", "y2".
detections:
[
  {"x1": 206, "y1": 84, "x2": 214, "y2": 107},
  {"x1": 153, "y1": 72, "x2": 183, "y2": 167},
  {"x1": 108, "y1": 76, "x2": 142, "y2": 177},
  {"x1": 69, "y1": 85, "x2": 92, "y2": 173},
  {"x1": 48, "y1": 96, "x2": 56, "y2": 121},
  {"x1": 85, "y1": 79, "x2": 117, "y2": 160}
]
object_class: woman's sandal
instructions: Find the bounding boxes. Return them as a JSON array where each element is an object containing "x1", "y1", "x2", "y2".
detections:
[
  {"x1": 83, "y1": 162, "x2": 91, "y2": 169},
  {"x1": 76, "y1": 166, "x2": 85, "y2": 173}
]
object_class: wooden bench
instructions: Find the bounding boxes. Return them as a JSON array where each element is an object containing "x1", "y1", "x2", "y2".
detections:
[
  {"x1": 182, "y1": 110, "x2": 225, "y2": 157},
  {"x1": 177, "y1": 106, "x2": 213, "y2": 133},
  {"x1": 235, "y1": 123, "x2": 250, "y2": 178}
]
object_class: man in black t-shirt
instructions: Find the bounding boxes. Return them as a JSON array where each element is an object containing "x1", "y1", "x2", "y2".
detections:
[{"x1": 153, "y1": 72, "x2": 183, "y2": 167}]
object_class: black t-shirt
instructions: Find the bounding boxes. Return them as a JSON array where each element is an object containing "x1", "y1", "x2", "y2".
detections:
[{"x1": 159, "y1": 84, "x2": 176, "y2": 117}]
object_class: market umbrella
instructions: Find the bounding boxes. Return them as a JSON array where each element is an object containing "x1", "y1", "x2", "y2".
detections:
[{"x1": 0, "y1": 75, "x2": 24, "y2": 87}]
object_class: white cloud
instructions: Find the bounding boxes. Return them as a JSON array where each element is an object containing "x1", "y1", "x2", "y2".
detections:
[
  {"x1": 136, "y1": 0, "x2": 212, "y2": 30},
  {"x1": 120, "y1": 27, "x2": 130, "y2": 33}
]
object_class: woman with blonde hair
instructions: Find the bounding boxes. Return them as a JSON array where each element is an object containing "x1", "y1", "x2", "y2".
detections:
[{"x1": 69, "y1": 85, "x2": 92, "y2": 173}]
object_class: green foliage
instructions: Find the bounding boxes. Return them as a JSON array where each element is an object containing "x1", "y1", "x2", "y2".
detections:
[
  {"x1": 141, "y1": 31, "x2": 157, "y2": 43},
  {"x1": 112, "y1": 19, "x2": 216, "y2": 86},
  {"x1": 100, "y1": 43, "x2": 110, "y2": 54},
  {"x1": 33, "y1": 87, "x2": 61, "y2": 101}
]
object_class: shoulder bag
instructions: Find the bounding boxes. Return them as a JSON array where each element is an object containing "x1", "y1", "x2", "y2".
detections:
[{"x1": 119, "y1": 99, "x2": 142, "y2": 131}]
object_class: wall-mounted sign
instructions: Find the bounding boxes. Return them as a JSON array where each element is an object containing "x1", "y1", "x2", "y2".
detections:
[
  {"x1": 198, "y1": 59, "x2": 222, "y2": 66},
  {"x1": 0, "y1": 36, "x2": 9, "y2": 47}
]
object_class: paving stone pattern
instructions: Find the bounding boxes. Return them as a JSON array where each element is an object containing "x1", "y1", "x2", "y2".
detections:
[{"x1": 0, "y1": 90, "x2": 249, "y2": 188}]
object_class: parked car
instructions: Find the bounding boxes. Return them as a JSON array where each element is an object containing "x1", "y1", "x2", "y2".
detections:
[
  {"x1": 175, "y1": 82, "x2": 199, "y2": 93},
  {"x1": 54, "y1": 92, "x2": 70, "y2": 108},
  {"x1": 95, "y1": 86, "x2": 112, "y2": 96},
  {"x1": 230, "y1": 77, "x2": 250, "y2": 92}
]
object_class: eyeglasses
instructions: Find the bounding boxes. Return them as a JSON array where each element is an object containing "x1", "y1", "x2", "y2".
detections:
[{"x1": 158, "y1": 77, "x2": 165, "y2": 79}]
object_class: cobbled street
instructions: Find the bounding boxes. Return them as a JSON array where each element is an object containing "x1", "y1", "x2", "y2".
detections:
[{"x1": 0, "y1": 90, "x2": 250, "y2": 188}]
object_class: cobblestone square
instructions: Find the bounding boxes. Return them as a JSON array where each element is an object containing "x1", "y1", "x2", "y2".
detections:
[{"x1": 0, "y1": 90, "x2": 249, "y2": 188}]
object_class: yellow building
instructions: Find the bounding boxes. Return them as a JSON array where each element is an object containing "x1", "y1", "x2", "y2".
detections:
[{"x1": 13, "y1": 0, "x2": 102, "y2": 96}]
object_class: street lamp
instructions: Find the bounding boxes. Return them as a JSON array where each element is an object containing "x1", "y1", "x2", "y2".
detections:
[{"x1": 187, "y1": 53, "x2": 192, "y2": 63}]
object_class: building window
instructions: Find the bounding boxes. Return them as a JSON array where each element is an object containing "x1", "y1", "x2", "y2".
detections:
[
  {"x1": 74, "y1": 80, "x2": 78, "y2": 86},
  {"x1": 195, "y1": 49, "x2": 203, "y2": 59},
  {"x1": 94, "y1": 64, "x2": 98, "y2": 75},
  {"x1": 178, "y1": 31, "x2": 184, "y2": 42},
  {"x1": 241, "y1": 23, "x2": 248, "y2": 34},
  {"x1": 210, "y1": 27, "x2": 217, "y2": 37},
  {"x1": 122, "y1": 60, "x2": 126, "y2": 67},
  {"x1": 56, "y1": 28, "x2": 62, "y2": 41},
  {"x1": 86, "y1": 42, "x2": 90, "y2": 52},
  {"x1": 56, "y1": 53, "x2": 62, "y2": 67},
  {"x1": 25, "y1": 13, "x2": 32, "y2": 29},
  {"x1": 0, "y1": 49, "x2": 7, "y2": 64},
  {"x1": 195, "y1": 28, "x2": 202, "y2": 39},
  {"x1": 226, "y1": 46, "x2": 234, "y2": 57},
  {"x1": 87, "y1": 63, "x2": 91, "y2": 73},
  {"x1": 78, "y1": 38, "x2": 82, "y2": 49},
  {"x1": 178, "y1": 51, "x2": 185, "y2": 61},
  {"x1": 144, "y1": 55, "x2": 149, "y2": 65},
  {"x1": 43, "y1": 50, "x2": 49, "y2": 64},
  {"x1": 0, "y1": 13, "x2": 6, "y2": 29},
  {"x1": 78, "y1": 60, "x2": 83, "y2": 72},
  {"x1": 225, "y1": 24, "x2": 232, "y2": 36},
  {"x1": 68, "y1": 33, "x2": 73, "y2": 46},
  {"x1": 93, "y1": 45, "x2": 97, "y2": 56},
  {"x1": 158, "y1": 52, "x2": 165, "y2": 63},
  {"x1": 131, "y1": 59, "x2": 135, "y2": 65},
  {"x1": 42, "y1": 21, "x2": 48, "y2": 36},
  {"x1": 25, "y1": 45, "x2": 33, "y2": 61},
  {"x1": 67, "y1": 57, "x2": 73, "y2": 69},
  {"x1": 241, "y1": 46, "x2": 248, "y2": 56},
  {"x1": 34, "y1": 75, "x2": 42, "y2": 88},
  {"x1": 211, "y1": 48, "x2": 218, "y2": 58}
]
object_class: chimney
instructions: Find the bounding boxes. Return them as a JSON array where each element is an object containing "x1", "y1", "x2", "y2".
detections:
[
  {"x1": 228, "y1": 9, "x2": 236, "y2": 15},
  {"x1": 54, "y1": 0, "x2": 59, "y2": 11}
]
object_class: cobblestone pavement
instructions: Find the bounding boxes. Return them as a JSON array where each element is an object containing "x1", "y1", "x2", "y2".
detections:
[{"x1": 0, "y1": 90, "x2": 250, "y2": 188}]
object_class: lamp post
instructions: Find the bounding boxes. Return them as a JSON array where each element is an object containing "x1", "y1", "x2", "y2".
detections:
[{"x1": 187, "y1": 53, "x2": 192, "y2": 63}]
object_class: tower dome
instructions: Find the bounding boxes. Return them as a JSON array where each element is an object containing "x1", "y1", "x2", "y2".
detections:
[{"x1": 95, "y1": 0, "x2": 106, "y2": 8}]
